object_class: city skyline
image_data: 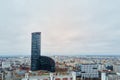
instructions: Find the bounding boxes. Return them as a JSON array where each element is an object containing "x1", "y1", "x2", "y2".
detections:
[{"x1": 0, "y1": 0, "x2": 120, "y2": 55}]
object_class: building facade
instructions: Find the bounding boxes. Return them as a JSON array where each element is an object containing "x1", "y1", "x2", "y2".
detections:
[
  {"x1": 31, "y1": 32, "x2": 41, "y2": 71},
  {"x1": 39, "y1": 56, "x2": 55, "y2": 72},
  {"x1": 80, "y1": 64, "x2": 99, "y2": 78},
  {"x1": 76, "y1": 64, "x2": 100, "y2": 80}
]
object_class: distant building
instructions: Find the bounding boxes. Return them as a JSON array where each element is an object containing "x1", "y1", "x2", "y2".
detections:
[
  {"x1": 114, "y1": 64, "x2": 120, "y2": 73},
  {"x1": 31, "y1": 32, "x2": 55, "y2": 72},
  {"x1": 98, "y1": 64, "x2": 106, "y2": 71},
  {"x1": 105, "y1": 63, "x2": 113, "y2": 71},
  {"x1": 106, "y1": 65, "x2": 113, "y2": 71},
  {"x1": 39, "y1": 56, "x2": 55, "y2": 72},
  {"x1": 76, "y1": 64, "x2": 100, "y2": 79},
  {"x1": 31, "y1": 32, "x2": 41, "y2": 71},
  {"x1": 80, "y1": 64, "x2": 99, "y2": 78},
  {"x1": 101, "y1": 72, "x2": 120, "y2": 80},
  {"x1": 2, "y1": 62, "x2": 11, "y2": 69}
]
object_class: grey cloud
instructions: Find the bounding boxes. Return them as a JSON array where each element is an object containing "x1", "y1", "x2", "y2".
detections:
[{"x1": 0, "y1": 0, "x2": 120, "y2": 55}]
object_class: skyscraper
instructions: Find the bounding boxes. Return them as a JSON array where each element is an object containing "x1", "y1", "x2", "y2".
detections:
[
  {"x1": 31, "y1": 32, "x2": 55, "y2": 72},
  {"x1": 31, "y1": 32, "x2": 41, "y2": 71}
]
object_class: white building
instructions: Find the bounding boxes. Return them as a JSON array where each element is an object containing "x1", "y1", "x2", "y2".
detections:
[
  {"x1": 98, "y1": 64, "x2": 106, "y2": 71},
  {"x1": 101, "y1": 72, "x2": 120, "y2": 80},
  {"x1": 113, "y1": 64, "x2": 120, "y2": 73},
  {"x1": 80, "y1": 64, "x2": 99, "y2": 78},
  {"x1": 2, "y1": 62, "x2": 11, "y2": 68}
]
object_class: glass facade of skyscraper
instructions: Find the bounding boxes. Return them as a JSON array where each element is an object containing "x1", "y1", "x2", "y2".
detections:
[{"x1": 31, "y1": 32, "x2": 41, "y2": 71}]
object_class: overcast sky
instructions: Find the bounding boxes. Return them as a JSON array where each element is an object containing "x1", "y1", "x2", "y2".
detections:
[{"x1": 0, "y1": 0, "x2": 120, "y2": 55}]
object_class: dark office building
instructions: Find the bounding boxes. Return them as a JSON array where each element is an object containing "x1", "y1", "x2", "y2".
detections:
[
  {"x1": 39, "y1": 56, "x2": 55, "y2": 72},
  {"x1": 31, "y1": 32, "x2": 55, "y2": 72},
  {"x1": 31, "y1": 32, "x2": 41, "y2": 71},
  {"x1": 106, "y1": 65, "x2": 113, "y2": 71}
]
